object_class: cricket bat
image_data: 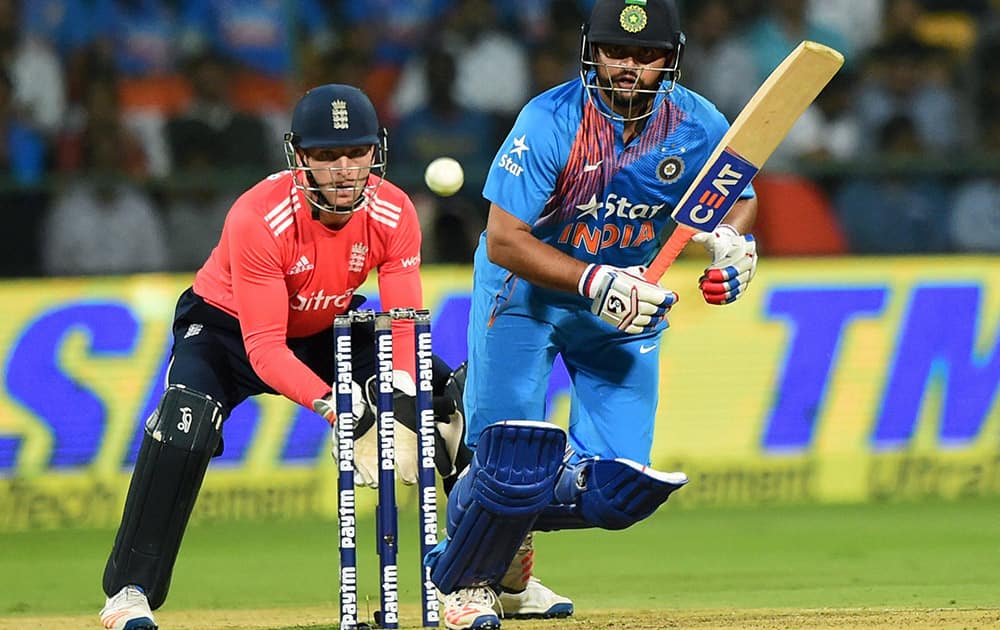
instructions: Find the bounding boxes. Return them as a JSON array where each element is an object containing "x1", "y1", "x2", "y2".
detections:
[{"x1": 643, "y1": 41, "x2": 844, "y2": 283}]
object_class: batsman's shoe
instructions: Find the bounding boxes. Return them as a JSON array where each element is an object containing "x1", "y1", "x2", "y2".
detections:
[
  {"x1": 442, "y1": 586, "x2": 502, "y2": 630},
  {"x1": 498, "y1": 533, "x2": 573, "y2": 619},
  {"x1": 100, "y1": 585, "x2": 157, "y2": 630},
  {"x1": 499, "y1": 577, "x2": 574, "y2": 619}
]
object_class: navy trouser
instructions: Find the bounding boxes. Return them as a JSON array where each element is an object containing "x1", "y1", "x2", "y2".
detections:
[{"x1": 168, "y1": 287, "x2": 375, "y2": 418}]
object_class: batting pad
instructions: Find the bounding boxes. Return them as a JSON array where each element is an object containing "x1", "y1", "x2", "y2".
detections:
[
  {"x1": 103, "y1": 385, "x2": 224, "y2": 609},
  {"x1": 428, "y1": 421, "x2": 566, "y2": 593},
  {"x1": 534, "y1": 457, "x2": 688, "y2": 531}
]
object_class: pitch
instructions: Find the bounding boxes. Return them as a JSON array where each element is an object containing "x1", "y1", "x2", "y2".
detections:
[{"x1": 2, "y1": 498, "x2": 998, "y2": 629}]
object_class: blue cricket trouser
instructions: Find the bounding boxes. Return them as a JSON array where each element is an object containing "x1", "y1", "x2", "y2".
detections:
[{"x1": 464, "y1": 287, "x2": 664, "y2": 464}]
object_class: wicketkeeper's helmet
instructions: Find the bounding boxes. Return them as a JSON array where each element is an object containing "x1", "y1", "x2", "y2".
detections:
[
  {"x1": 580, "y1": 0, "x2": 686, "y2": 121},
  {"x1": 283, "y1": 84, "x2": 388, "y2": 215}
]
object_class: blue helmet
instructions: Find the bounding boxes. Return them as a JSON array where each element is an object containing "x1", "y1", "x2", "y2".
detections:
[{"x1": 284, "y1": 84, "x2": 388, "y2": 215}]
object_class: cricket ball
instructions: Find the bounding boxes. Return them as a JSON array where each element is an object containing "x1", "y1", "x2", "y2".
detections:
[{"x1": 424, "y1": 157, "x2": 465, "y2": 197}]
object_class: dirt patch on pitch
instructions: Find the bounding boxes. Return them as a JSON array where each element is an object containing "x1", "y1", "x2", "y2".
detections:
[{"x1": 1, "y1": 607, "x2": 997, "y2": 629}]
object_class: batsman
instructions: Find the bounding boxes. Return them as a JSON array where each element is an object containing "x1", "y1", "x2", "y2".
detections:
[{"x1": 427, "y1": 1, "x2": 760, "y2": 628}]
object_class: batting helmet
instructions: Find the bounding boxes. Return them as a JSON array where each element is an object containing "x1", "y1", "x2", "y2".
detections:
[
  {"x1": 283, "y1": 84, "x2": 387, "y2": 215},
  {"x1": 580, "y1": 0, "x2": 686, "y2": 121},
  {"x1": 586, "y1": 0, "x2": 684, "y2": 51}
]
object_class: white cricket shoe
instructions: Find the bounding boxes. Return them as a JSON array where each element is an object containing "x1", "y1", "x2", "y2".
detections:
[
  {"x1": 498, "y1": 533, "x2": 574, "y2": 619},
  {"x1": 442, "y1": 585, "x2": 502, "y2": 630},
  {"x1": 99, "y1": 585, "x2": 157, "y2": 630},
  {"x1": 499, "y1": 577, "x2": 574, "y2": 619}
]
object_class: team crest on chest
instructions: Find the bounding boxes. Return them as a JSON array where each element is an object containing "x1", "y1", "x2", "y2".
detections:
[
  {"x1": 656, "y1": 156, "x2": 684, "y2": 184},
  {"x1": 349, "y1": 243, "x2": 368, "y2": 273}
]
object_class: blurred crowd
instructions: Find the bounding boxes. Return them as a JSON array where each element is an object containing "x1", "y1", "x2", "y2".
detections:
[{"x1": 0, "y1": 0, "x2": 997, "y2": 277}]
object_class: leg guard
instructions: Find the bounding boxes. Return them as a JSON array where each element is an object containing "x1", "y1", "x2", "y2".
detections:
[
  {"x1": 103, "y1": 385, "x2": 224, "y2": 610},
  {"x1": 533, "y1": 458, "x2": 688, "y2": 531},
  {"x1": 427, "y1": 421, "x2": 566, "y2": 594}
]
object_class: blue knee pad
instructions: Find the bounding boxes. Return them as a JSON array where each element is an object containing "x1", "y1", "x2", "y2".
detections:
[
  {"x1": 427, "y1": 421, "x2": 566, "y2": 593},
  {"x1": 533, "y1": 458, "x2": 688, "y2": 531}
]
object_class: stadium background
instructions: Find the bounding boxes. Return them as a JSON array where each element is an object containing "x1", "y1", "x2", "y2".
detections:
[{"x1": 2, "y1": 260, "x2": 999, "y2": 533}]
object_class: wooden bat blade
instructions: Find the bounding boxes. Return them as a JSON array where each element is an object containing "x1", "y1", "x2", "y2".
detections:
[{"x1": 644, "y1": 41, "x2": 844, "y2": 283}]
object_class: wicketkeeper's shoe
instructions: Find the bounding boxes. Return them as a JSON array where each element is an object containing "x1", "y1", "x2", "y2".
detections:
[
  {"x1": 441, "y1": 586, "x2": 502, "y2": 630},
  {"x1": 99, "y1": 585, "x2": 157, "y2": 630},
  {"x1": 497, "y1": 533, "x2": 574, "y2": 619}
]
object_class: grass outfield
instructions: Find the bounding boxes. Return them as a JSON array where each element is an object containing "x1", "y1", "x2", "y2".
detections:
[{"x1": 2, "y1": 498, "x2": 999, "y2": 628}]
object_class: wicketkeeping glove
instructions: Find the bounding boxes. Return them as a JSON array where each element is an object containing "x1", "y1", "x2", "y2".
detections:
[
  {"x1": 579, "y1": 263, "x2": 678, "y2": 334},
  {"x1": 320, "y1": 364, "x2": 469, "y2": 488},
  {"x1": 691, "y1": 224, "x2": 758, "y2": 305},
  {"x1": 357, "y1": 370, "x2": 420, "y2": 487},
  {"x1": 315, "y1": 381, "x2": 382, "y2": 488}
]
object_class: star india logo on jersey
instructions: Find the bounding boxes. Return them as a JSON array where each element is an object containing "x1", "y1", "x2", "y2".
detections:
[
  {"x1": 331, "y1": 99, "x2": 349, "y2": 130},
  {"x1": 559, "y1": 193, "x2": 663, "y2": 254},
  {"x1": 349, "y1": 243, "x2": 368, "y2": 273}
]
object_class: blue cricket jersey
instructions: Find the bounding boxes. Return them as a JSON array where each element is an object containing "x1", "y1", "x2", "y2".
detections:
[{"x1": 478, "y1": 77, "x2": 754, "y2": 308}]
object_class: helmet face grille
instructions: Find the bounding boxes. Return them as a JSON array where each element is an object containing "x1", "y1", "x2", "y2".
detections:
[
  {"x1": 579, "y1": 29, "x2": 684, "y2": 123},
  {"x1": 284, "y1": 130, "x2": 388, "y2": 215},
  {"x1": 285, "y1": 84, "x2": 387, "y2": 215}
]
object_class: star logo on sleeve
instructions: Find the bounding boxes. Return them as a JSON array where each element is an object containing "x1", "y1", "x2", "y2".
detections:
[{"x1": 510, "y1": 135, "x2": 530, "y2": 158}]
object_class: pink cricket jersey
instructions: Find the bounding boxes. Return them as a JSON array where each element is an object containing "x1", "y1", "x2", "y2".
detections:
[{"x1": 193, "y1": 171, "x2": 422, "y2": 409}]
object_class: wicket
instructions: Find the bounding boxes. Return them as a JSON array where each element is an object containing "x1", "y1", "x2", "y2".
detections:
[{"x1": 334, "y1": 308, "x2": 440, "y2": 629}]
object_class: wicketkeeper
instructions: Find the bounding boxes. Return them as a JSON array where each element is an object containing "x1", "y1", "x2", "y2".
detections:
[{"x1": 99, "y1": 84, "x2": 459, "y2": 630}]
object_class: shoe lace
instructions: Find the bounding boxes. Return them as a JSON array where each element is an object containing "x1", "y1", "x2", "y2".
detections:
[
  {"x1": 518, "y1": 532, "x2": 534, "y2": 555},
  {"x1": 109, "y1": 586, "x2": 145, "y2": 607},
  {"x1": 456, "y1": 586, "x2": 503, "y2": 617}
]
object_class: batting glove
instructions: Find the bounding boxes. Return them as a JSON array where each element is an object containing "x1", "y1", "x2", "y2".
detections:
[
  {"x1": 691, "y1": 224, "x2": 758, "y2": 305},
  {"x1": 579, "y1": 263, "x2": 678, "y2": 334}
]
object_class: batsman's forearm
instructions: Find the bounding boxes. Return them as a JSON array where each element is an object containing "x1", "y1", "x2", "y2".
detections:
[
  {"x1": 724, "y1": 197, "x2": 758, "y2": 234},
  {"x1": 486, "y1": 204, "x2": 587, "y2": 294},
  {"x1": 487, "y1": 228, "x2": 588, "y2": 294}
]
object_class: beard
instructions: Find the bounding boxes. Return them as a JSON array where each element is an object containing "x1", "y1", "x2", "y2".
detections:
[
  {"x1": 607, "y1": 86, "x2": 655, "y2": 113},
  {"x1": 598, "y1": 71, "x2": 660, "y2": 116}
]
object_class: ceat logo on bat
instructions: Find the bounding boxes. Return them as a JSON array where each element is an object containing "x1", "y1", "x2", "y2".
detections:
[{"x1": 671, "y1": 148, "x2": 759, "y2": 232}]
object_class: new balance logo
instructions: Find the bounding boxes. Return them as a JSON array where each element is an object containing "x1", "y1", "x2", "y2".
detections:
[{"x1": 288, "y1": 255, "x2": 314, "y2": 275}]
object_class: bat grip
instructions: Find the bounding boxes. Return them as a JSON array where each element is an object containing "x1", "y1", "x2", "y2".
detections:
[{"x1": 644, "y1": 225, "x2": 696, "y2": 283}]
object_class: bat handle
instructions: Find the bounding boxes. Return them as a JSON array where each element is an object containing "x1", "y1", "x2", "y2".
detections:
[{"x1": 644, "y1": 225, "x2": 696, "y2": 283}]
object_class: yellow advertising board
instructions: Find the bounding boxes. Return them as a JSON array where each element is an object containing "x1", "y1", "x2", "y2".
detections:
[{"x1": 1, "y1": 259, "x2": 998, "y2": 530}]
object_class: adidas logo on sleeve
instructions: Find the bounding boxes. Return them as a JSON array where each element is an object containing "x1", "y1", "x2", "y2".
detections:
[{"x1": 287, "y1": 255, "x2": 314, "y2": 275}]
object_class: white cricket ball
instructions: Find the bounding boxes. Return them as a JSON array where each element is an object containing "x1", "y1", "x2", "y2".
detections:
[{"x1": 424, "y1": 157, "x2": 465, "y2": 197}]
